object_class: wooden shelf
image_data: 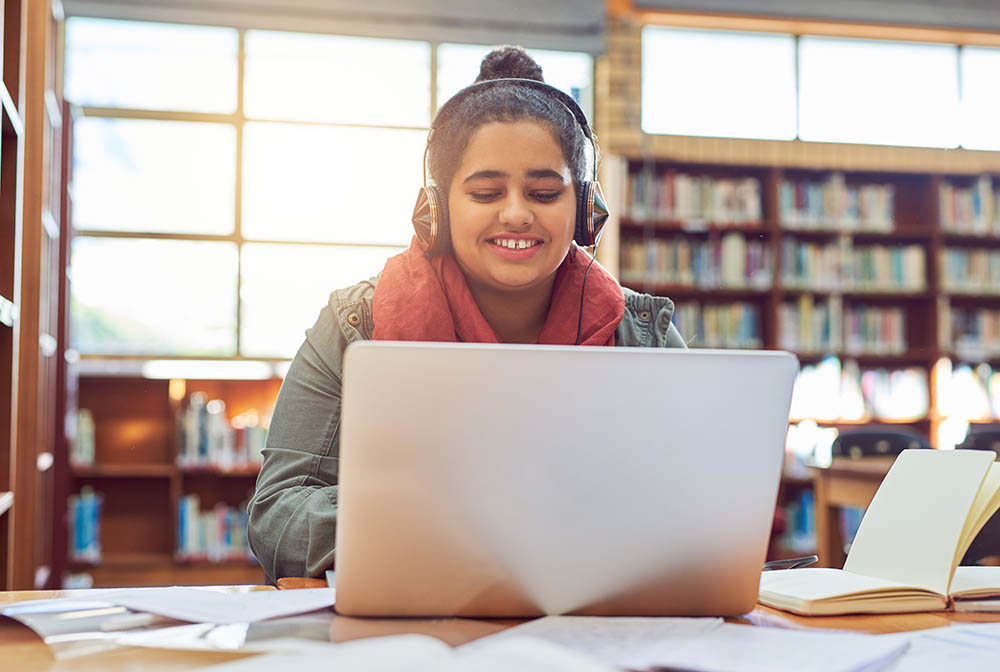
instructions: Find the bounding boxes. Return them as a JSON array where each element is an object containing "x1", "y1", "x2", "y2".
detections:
[
  {"x1": 72, "y1": 464, "x2": 177, "y2": 478},
  {"x1": 945, "y1": 291, "x2": 1000, "y2": 300},
  {"x1": 70, "y1": 552, "x2": 174, "y2": 569},
  {"x1": 780, "y1": 288, "x2": 931, "y2": 300},
  {"x1": 941, "y1": 232, "x2": 1000, "y2": 246},
  {"x1": 791, "y1": 348, "x2": 938, "y2": 364},
  {"x1": 180, "y1": 465, "x2": 261, "y2": 477},
  {"x1": 620, "y1": 217, "x2": 769, "y2": 235},
  {"x1": 0, "y1": 492, "x2": 12, "y2": 517},
  {"x1": 629, "y1": 284, "x2": 770, "y2": 299},
  {"x1": 791, "y1": 417, "x2": 929, "y2": 426}
]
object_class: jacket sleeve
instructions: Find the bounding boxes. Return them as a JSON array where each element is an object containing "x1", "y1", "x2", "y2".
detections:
[{"x1": 248, "y1": 297, "x2": 346, "y2": 583}]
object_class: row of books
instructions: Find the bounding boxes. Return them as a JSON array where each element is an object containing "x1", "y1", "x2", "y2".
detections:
[
  {"x1": 781, "y1": 238, "x2": 925, "y2": 293},
  {"x1": 942, "y1": 306, "x2": 1000, "y2": 360},
  {"x1": 780, "y1": 238, "x2": 842, "y2": 290},
  {"x1": 619, "y1": 234, "x2": 772, "y2": 289},
  {"x1": 939, "y1": 177, "x2": 1000, "y2": 235},
  {"x1": 68, "y1": 487, "x2": 102, "y2": 564},
  {"x1": 778, "y1": 489, "x2": 816, "y2": 554},
  {"x1": 842, "y1": 244, "x2": 926, "y2": 293},
  {"x1": 778, "y1": 296, "x2": 906, "y2": 355},
  {"x1": 177, "y1": 494, "x2": 255, "y2": 563},
  {"x1": 626, "y1": 171, "x2": 762, "y2": 223},
  {"x1": 779, "y1": 173, "x2": 895, "y2": 232},
  {"x1": 71, "y1": 409, "x2": 96, "y2": 468},
  {"x1": 939, "y1": 248, "x2": 1000, "y2": 294},
  {"x1": 671, "y1": 301, "x2": 761, "y2": 348},
  {"x1": 790, "y1": 356, "x2": 929, "y2": 421},
  {"x1": 178, "y1": 393, "x2": 268, "y2": 471}
]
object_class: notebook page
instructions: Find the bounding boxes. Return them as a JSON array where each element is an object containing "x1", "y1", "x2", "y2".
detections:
[
  {"x1": 758, "y1": 567, "x2": 924, "y2": 602},
  {"x1": 843, "y1": 449, "x2": 995, "y2": 596},
  {"x1": 949, "y1": 566, "x2": 1000, "y2": 598},
  {"x1": 956, "y1": 462, "x2": 1000, "y2": 564}
]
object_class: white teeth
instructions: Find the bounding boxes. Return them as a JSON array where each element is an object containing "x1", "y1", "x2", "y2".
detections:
[{"x1": 493, "y1": 239, "x2": 537, "y2": 249}]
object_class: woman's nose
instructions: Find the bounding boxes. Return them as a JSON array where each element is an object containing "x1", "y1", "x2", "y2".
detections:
[{"x1": 498, "y1": 193, "x2": 534, "y2": 228}]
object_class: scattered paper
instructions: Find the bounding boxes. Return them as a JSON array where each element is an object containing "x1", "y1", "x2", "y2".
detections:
[
  {"x1": 5, "y1": 587, "x2": 335, "y2": 626},
  {"x1": 464, "y1": 616, "x2": 720, "y2": 669},
  {"x1": 195, "y1": 634, "x2": 618, "y2": 672},
  {"x1": 473, "y1": 616, "x2": 909, "y2": 672},
  {"x1": 654, "y1": 622, "x2": 907, "y2": 672},
  {"x1": 880, "y1": 622, "x2": 1000, "y2": 671}
]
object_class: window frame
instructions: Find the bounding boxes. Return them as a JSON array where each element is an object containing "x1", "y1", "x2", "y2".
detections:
[{"x1": 68, "y1": 21, "x2": 597, "y2": 362}]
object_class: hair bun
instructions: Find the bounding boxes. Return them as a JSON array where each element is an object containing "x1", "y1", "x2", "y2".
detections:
[{"x1": 475, "y1": 45, "x2": 544, "y2": 83}]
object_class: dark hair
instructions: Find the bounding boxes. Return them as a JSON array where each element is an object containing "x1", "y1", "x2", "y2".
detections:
[{"x1": 426, "y1": 45, "x2": 595, "y2": 194}]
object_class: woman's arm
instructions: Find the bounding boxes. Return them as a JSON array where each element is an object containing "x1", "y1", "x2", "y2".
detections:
[{"x1": 248, "y1": 299, "x2": 346, "y2": 583}]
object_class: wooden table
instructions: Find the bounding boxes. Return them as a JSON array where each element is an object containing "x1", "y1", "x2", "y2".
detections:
[
  {"x1": 2, "y1": 586, "x2": 1000, "y2": 671},
  {"x1": 812, "y1": 457, "x2": 894, "y2": 568}
]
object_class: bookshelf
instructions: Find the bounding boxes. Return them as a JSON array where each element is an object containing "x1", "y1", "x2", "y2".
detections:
[
  {"x1": 2, "y1": 0, "x2": 69, "y2": 589},
  {"x1": 596, "y1": 6, "x2": 1000, "y2": 563},
  {"x1": 61, "y1": 373, "x2": 279, "y2": 587}
]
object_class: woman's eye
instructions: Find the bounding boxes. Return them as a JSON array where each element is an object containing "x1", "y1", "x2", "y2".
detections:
[
  {"x1": 469, "y1": 191, "x2": 501, "y2": 202},
  {"x1": 532, "y1": 191, "x2": 561, "y2": 202}
]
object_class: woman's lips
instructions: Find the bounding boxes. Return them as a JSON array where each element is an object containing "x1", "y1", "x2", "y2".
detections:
[{"x1": 487, "y1": 236, "x2": 544, "y2": 261}]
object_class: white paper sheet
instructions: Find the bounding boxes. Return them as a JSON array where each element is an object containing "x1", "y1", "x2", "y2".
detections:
[
  {"x1": 474, "y1": 616, "x2": 909, "y2": 672},
  {"x1": 655, "y1": 622, "x2": 907, "y2": 672},
  {"x1": 880, "y1": 622, "x2": 1000, "y2": 672},
  {"x1": 7, "y1": 587, "x2": 335, "y2": 625},
  {"x1": 194, "y1": 634, "x2": 618, "y2": 672},
  {"x1": 464, "y1": 616, "x2": 721, "y2": 669}
]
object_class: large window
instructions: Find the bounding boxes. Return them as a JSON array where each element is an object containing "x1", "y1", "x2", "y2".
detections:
[
  {"x1": 642, "y1": 26, "x2": 1000, "y2": 150},
  {"x1": 66, "y1": 19, "x2": 593, "y2": 360},
  {"x1": 641, "y1": 27, "x2": 797, "y2": 141}
]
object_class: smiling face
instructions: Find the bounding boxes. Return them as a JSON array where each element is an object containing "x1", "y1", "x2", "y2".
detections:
[{"x1": 447, "y1": 121, "x2": 577, "y2": 296}]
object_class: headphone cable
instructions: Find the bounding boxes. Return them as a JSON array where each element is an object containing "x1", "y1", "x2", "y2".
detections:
[{"x1": 575, "y1": 241, "x2": 600, "y2": 346}]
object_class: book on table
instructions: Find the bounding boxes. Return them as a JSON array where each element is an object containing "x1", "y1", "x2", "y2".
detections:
[{"x1": 759, "y1": 449, "x2": 1000, "y2": 615}]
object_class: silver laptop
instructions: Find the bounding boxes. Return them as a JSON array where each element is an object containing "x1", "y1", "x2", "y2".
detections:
[{"x1": 335, "y1": 342, "x2": 798, "y2": 618}]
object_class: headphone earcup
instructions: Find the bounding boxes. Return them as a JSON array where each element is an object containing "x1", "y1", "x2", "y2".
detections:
[
  {"x1": 412, "y1": 185, "x2": 451, "y2": 256},
  {"x1": 573, "y1": 181, "x2": 609, "y2": 247}
]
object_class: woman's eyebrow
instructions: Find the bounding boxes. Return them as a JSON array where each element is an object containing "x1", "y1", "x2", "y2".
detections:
[
  {"x1": 463, "y1": 169, "x2": 508, "y2": 183},
  {"x1": 525, "y1": 169, "x2": 568, "y2": 182}
]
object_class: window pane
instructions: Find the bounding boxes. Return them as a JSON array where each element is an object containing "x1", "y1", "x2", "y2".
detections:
[
  {"x1": 799, "y1": 37, "x2": 959, "y2": 148},
  {"x1": 960, "y1": 47, "x2": 1000, "y2": 151},
  {"x1": 65, "y1": 18, "x2": 237, "y2": 113},
  {"x1": 73, "y1": 118, "x2": 236, "y2": 234},
  {"x1": 436, "y1": 44, "x2": 594, "y2": 120},
  {"x1": 244, "y1": 31, "x2": 430, "y2": 126},
  {"x1": 71, "y1": 238, "x2": 238, "y2": 356},
  {"x1": 641, "y1": 27, "x2": 797, "y2": 141},
  {"x1": 240, "y1": 243, "x2": 402, "y2": 358},
  {"x1": 242, "y1": 123, "x2": 424, "y2": 245}
]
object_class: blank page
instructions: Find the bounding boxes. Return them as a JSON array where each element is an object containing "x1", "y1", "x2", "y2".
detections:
[{"x1": 844, "y1": 449, "x2": 995, "y2": 596}]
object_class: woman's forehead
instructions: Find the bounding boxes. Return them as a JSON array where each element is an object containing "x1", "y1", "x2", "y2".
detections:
[{"x1": 458, "y1": 121, "x2": 568, "y2": 176}]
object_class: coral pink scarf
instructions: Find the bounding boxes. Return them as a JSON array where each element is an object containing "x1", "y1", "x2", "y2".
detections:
[{"x1": 372, "y1": 237, "x2": 624, "y2": 346}]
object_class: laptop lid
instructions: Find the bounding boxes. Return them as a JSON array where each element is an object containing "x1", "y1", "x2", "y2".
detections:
[{"x1": 335, "y1": 342, "x2": 798, "y2": 617}]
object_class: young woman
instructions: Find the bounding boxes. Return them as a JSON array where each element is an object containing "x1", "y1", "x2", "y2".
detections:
[{"x1": 248, "y1": 47, "x2": 685, "y2": 583}]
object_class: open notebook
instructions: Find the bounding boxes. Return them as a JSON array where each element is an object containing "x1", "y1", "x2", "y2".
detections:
[{"x1": 760, "y1": 449, "x2": 1000, "y2": 615}]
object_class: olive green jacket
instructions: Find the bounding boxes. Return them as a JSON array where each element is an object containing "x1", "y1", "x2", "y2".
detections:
[{"x1": 247, "y1": 277, "x2": 686, "y2": 582}]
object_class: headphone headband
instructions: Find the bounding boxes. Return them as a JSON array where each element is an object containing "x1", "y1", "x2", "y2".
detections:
[
  {"x1": 426, "y1": 78, "x2": 597, "y2": 186},
  {"x1": 432, "y1": 78, "x2": 594, "y2": 142}
]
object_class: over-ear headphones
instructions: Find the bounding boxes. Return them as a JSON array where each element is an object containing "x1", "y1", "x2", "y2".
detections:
[{"x1": 412, "y1": 78, "x2": 609, "y2": 257}]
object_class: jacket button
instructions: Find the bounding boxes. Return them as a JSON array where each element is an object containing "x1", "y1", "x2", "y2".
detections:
[
  {"x1": 639, "y1": 310, "x2": 651, "y2": 321},
  {"x1": 347, "y1": 312, "x2": 361, "y2": 327}
]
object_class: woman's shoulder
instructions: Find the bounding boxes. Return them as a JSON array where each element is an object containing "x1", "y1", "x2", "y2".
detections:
[
  {"x1": 616, "y1": 286, "x2": 686, "y2": 348},
  {"x1": 306, "y1": 275, "x2": 379, "y2": 355}
]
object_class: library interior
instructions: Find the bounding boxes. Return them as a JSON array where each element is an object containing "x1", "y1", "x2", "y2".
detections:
[{"x1": 3, "y1": 0, "x2": 1000, "y2": 669}]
